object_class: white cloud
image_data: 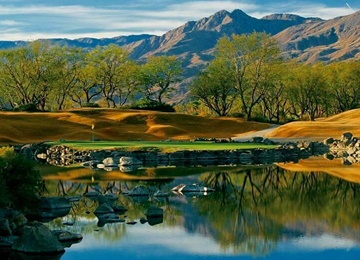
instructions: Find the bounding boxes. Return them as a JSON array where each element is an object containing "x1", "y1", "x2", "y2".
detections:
[{"x1": 282, "y1": 234, "x2": 359, "y2": 251}]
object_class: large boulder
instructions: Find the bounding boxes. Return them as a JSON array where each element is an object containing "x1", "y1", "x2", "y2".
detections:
[{"x1": 12, "y1": 222, "x2": 65, "y2": 254}]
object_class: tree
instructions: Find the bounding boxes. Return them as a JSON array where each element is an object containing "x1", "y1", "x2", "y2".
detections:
[
  {"x1": 0, "y1": 41, "x2": 58, "y2": 110},
  {"x1": 190, "y1": 58, "x2": 236, "y2": 116},
  {"x1": 326, "y1": 61, "x2": 360, "y2": 113},
  {"x1": 260, "y1": 62, "x2": 292, "y2": 123},
  {"x1": 68, "y1": 50, "x2": 101, "y2": 107},
  {"x1": 215, "y1": 32, "x2": 281, "y2": 119},
  {"x1": 48, "y1": 46, "x2": 85, "y2": 110},
  {"x1": 140, "y1": 55, "x2": 182, "y2": 105},
  {"x1": 286, "y1": 63, "x2": 328, "y2": 121},
  {"x1": 91, "y1": 44, "x2": 134, "y2": 108}
]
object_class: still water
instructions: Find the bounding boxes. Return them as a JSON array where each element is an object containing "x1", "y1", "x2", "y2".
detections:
[{"x1": 40, "y1": 157, "x2": 360, "y2": 259}]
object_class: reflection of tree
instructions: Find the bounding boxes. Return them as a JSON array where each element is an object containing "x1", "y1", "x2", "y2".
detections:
[
  {"x1": 41, "y1": 165, "x2": 360, "y2": 255},
  {"x1": 197, "y1": 166, "x2": 360, "y2": 255}
]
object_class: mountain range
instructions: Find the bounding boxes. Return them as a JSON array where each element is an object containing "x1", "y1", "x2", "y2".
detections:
[{"x1": 1, "y1": 9, "x2": 359, "y2": 99}]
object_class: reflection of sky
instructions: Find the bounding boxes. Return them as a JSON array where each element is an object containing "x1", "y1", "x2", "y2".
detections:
[{"x1": 60, "y1": 222, "x2": 360, "y2": 260}]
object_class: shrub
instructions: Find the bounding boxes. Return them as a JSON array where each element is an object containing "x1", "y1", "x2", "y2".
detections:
[
  {"x1": 0, "y1": 147, "x2": 42, "y2": 210},
  {"x1": 130, "y1": 99, "x2": 175, "y2": 112},
  {"x1": 81, "y1": 102, "x2": 100, "y2": 108},
  {"x1": 15, "y1": 103, "x2": 40, "y2": 112}
]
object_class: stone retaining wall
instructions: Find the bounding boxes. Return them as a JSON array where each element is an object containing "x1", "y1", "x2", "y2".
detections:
[{"x1": 34, "y1": 141, "x2": 328, "y2": 169}]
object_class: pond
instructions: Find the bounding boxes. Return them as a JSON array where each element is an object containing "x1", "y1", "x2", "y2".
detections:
[{"x1": 38, "y1": 156, "x2": 360, "y2": 259}]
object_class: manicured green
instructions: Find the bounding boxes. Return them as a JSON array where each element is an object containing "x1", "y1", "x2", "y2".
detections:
[{"x1": 49, "y1": 140, "x2": 278, "y2": 151}]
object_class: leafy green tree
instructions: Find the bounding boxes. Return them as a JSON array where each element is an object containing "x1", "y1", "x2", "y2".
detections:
[
  {"x1": 326, "y1": 61, "x2": 360, "y2": 113},
  {"x1": 286, "y1": 63, "x2": 328, "y2": 121},
  {"x1": 0, "y1": 41, "x2": 58, "y2": 110},
  {"x1": 140, "y1": 55, "x2": 182, "y2": 105},
  {"x1": 91, "y1": 44, "x2": 135, "y2": 108},
  {"x1": 259, "y1": 62, "x2": 293, "y2": 122},
  {"x1": 69, "y1": 50, "x2": 101, "y2": 107},
  {"x1": 48, "y1": 46, "x2": 86, "y2": 110},
  {"x1": 190, "y1": 58, "x2": 236, "y2": 116},
  {"x1": 215, "y1": 32, "x2": 281, "y2": 119}
]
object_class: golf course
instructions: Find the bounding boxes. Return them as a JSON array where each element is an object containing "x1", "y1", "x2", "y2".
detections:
[{"x1": 1, "y1": 108, "x2": 360, "y2": 146}]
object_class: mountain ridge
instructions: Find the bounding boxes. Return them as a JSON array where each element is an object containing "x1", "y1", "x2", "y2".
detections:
[{"x1": 1, "y1": 9, "x2": 359, "y2": 101}]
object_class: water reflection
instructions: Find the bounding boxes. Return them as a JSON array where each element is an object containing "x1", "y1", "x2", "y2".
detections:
[{"x1": 39, "y1": 158, "x2": 360, "y2": 259}]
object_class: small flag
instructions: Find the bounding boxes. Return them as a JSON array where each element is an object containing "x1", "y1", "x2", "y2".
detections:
[{"x1": 91, "y1": 124, "x2": 95, "y2": 130}]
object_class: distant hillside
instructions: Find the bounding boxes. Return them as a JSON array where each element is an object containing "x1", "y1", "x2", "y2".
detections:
[{"x1": 274, "y1": 10, "x2": 360, "y2": 62}]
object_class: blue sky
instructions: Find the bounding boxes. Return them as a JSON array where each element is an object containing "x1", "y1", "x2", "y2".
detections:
[{"x1": 0, "y1": 0, "x2": 359, "y2": 41}]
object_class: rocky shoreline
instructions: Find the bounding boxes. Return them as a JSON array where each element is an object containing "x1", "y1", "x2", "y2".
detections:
[
  {"x1": 15, "y1": 137, "x2": 331, "y2": 170},
  {"x1": 13, "y1": 132, "x2": 360, "y2": 170}
]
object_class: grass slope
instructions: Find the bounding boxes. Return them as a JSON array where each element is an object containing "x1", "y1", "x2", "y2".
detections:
[
  {"x1": 50, "y1": 140, "x2": 276, "y2": 151},
  {"x1": 266, "y1": 109, "x2": 360, "y2": 139},
  {"x1": 0, "y1": 108, "x2": 270, "y2": 145}
]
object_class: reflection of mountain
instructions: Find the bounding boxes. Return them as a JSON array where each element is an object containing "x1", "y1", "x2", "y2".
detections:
[{"x1": 276, "y1": 156, "x2": 360, "y2": 184}]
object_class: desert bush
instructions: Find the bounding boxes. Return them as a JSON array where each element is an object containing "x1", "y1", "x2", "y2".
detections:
[
  {"x1": 0, "y1": 147, "x2": 42, "y2": 209},
  {"x1": 15, "y1": 103, "x2": 40, "y2": 112},
  {"x1": 81, "y1": 102, "x2": 100, "y2": 108},
  {"x1": 131, "y1": 99, "x2": 175, "y2": 112}
]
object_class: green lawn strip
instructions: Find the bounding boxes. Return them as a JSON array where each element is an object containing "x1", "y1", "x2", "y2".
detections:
[{"x1": 47, "y1": 140, "x2": 278, "y2": 151}]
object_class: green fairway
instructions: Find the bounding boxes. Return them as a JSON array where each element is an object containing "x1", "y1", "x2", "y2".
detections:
[{"x1": 49, "y1": 140, "x2": 278, "y2": 151}]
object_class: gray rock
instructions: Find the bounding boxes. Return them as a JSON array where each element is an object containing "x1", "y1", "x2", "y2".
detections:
[
  {"x1": 84, "y1": 191, "x2": 100, "y2": 198},
  {"x1": 119, "y1": 157, "x2": 143, "y2": 166},
  {"x1": 342, "y1": 158, "x2": 352, "y2": 166},
  {"x1": 146, "y1": 207, "x2": 164, "y2": 218},
  {"x1": 12, "y1": 222, "x2": 64, "y2": 254},
  {"x1": 153, "y1": 190, "x2": 169, "y2": 197},
  {"x1": 119, "y1": 165, "x2": 139, "y2": 172},
  {"x1": 323, "y1": 137, "x2": 334, "y2": 145},
  {"x1": 127, "y1": 186, "x2": 150, "y2": 196},
  {"x1": 347, "y1": 146, "x2": 357, "y2": 156},
  {"x1": 347, "y1": 156, "x2": 357, "y2": 164},
  {"x1": 51, "y1": 230, "x2": 83, "y2": 242},
  {"x1": 102, "y1": 157, "x2": 119, "y2": 166},
  {"x1": 40, "y1": 197, "x2": 71, "y2": 210},
  {"x1": 324, "y1": 153, "x2": 334, "y2": 160},
  {"x1": 341, "y1": 132, "x2": 353, "y2": 142},
  {"x1": 10, "y1": 212, "x2": 28, "y2": 232},
  {"x1": 252, "y1": 136, "x2": 263, "y2": 143},
  {"x1": 94, "y1": 203, "x2": 114, "y2": 215}
]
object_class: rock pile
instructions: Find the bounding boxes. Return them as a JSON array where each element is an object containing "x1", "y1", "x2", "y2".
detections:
[
  {"x1": 324, "y1": 132, "x2": 360, "y2": 165},
  {"x1": 0, "y1": 207, "x2": 82, "y2": 255}
]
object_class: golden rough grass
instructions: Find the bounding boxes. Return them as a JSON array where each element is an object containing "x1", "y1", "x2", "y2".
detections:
[
  {"x1": 0, "y1": 108, "x2": 270, "y2": 144},
  {"x1": 266, "y1": 109, "x2": 360, "y2": 139},
  {"x1": 277, "y1": 156, "x2": 360, "y2": 184}
]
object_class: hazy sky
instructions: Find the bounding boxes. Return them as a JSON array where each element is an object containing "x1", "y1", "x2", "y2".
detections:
[{"x1": 0, "y1": 0, "x2": 359, "y2": 41}]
